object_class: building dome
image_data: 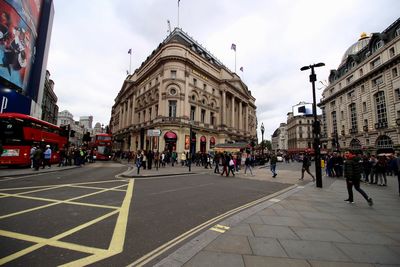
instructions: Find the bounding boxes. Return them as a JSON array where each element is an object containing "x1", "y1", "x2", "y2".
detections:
[{"x1": 340, "y1": 32, "x2": 370, "y2": 64}]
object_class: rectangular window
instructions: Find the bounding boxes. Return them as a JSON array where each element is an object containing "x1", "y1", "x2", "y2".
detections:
[
  {"x1": 143, "y1": 110, "x2": 146, "y2": 122},
  {"x1": 193, "y1": 78, "x2": 197, "y2": 86},
  {"x1": 203, "y1": 83, "x2": 207, "y2": 90},
  {"x1": 210, "y1": 112, "x2": 215, "y2": 125},
  {"x1": 169, "y1": 100, "x2": 177, "y2": 118},
  {"x1": 362, "y1": 102, "x2": 367, "y2": 112},
  {"x1": 190, "y1": 106, "x2": 196, "y2": 121},
  {"x1": 341, "y1": 110, "x2": 344, "y2": 119},
  {"x1": 349, "y1": 103, "x2": 358, "y2": 132},
  {"x1": 331, "y1": 111, "x2": 337, "y2": 134},
  {"x1": 346, "y1": 75, "x2": 353, "y2": 84},
  {"x1": 389, "y1": 47, "x2": 395, "y2": 57},
  {"x1": 370, "y1": 57, "x2": 381, "y2": 69},
  {"x1": 359, "y1": 68, "x2": 363, "y2": 76},
  {"x1": 361, "y1": 84, "x2": 365, "y2": 93},
  {"x1": 392, "y1": 67, "x2": 398, "y2": 78},
  {"x1": 395, "y1": 88, "x2": 400, "y2": 101},
  {"x1": 155, "y1": 105, "x2": 158, "y2": 116},
  {"x1": 372, "y1": 76, "x2": 383, "y2": 87},
  {"x1": 375, "y1": 91, "x2": 387, "y2": 124},
  {"x1": 149, "y1": 108, "x2": 152, "y2": 120},
  {"x1": 171, "y1": 70, "x2": 177, "y2": 79},
  {"x1": 201, "y1": 109, "x2": 206, "y2": 123}
]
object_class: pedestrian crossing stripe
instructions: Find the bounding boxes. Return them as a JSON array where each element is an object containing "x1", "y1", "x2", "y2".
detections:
[{"x1": 210, "y1": 224, "x2": 230, "y2": 233}]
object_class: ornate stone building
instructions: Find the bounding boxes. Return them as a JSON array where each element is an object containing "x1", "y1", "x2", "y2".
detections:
[
  {"x1": 319, "y1": 18, "x2": 400, "y2": 154},
  {"x1": 287, "y1": 112, "x2": 321, "y2": 154},
  {"x1": 271, "y1": 123, "x2": 288, "y2": 152},
  {"x1": 41, "y1": 70, "x2": 58, "y2": 125},
  {"x1": 110, "y1": 28, "x2": 257, "y2": 153}
]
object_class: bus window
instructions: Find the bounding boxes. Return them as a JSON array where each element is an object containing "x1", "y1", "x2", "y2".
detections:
[{"x1": 0, "y1": 119, "x2": 23, "y2": 145}]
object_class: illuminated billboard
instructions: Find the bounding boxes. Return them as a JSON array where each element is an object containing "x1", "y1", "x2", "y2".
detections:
[
  {"x1": 293, "y1": 103, "x2": 313, "y2": 116},
  {"x1": 0, "y1": 0, "x2": 43, "y2": 95}
]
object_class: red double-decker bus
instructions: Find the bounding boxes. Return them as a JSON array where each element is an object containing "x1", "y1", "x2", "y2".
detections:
[
  {"x1": 0, "y1": 113, "x2": 68, "y2": 166},
  {"x1": 92, "y1": 133, "x2": 112, "y2": 160}
]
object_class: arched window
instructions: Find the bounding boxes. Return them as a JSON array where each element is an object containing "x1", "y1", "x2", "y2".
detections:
[{"x1": 376, "y1": 135, "x2": 393, "y2": 149}]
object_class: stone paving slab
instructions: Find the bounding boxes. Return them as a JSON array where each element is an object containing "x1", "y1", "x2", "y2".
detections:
[
  {"x1": 279, "y1": 239, "x2": 351, "y2": 262},
  {"x1": 334, "y1": 243, "x2": 400, "y2": 265},
  {"x1": 243, "y1": 255, "x2": 311, "y2": 267},
  {"x1": 183, "y1": 251, "x2": 244, "y2": 267},
  {"x1": 247, "y1": 237, "x2": 287, "y2": 257}
]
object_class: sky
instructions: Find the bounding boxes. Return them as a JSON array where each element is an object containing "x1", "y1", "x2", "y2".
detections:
[{"x1": 47, "y1": 0, "x2": 400, "y2": 140}]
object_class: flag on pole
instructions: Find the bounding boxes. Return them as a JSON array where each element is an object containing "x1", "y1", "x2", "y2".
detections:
[
  {"x1": 231, "y1": 43, "x2": 236, "y2": 51},
  {"x1": 128, "y1": 48, "x2": 132, "y2": 54},
  {"x1": 240, "y1": 66, "x2": 243, "y2": 72}
]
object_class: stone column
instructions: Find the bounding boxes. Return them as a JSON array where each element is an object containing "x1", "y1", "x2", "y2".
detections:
[
  {"x1": 245, "y1": 105, "x2": 249, "y2": 132},
  {"x1": 222, "y1": 90, "x2": 226, "y2": 125},
  {"x1": 239, "y1": 101, "x2": 242, "y2": 130},
  {"x1": 131, "y1": 94, "x2": 136, "y2": 124},
  {"x1": 126, "y1": 98, "x2": 131, "y2": 128},
  {"x1": 231, "y1": 95, "x2": 235, "y2": 128}
]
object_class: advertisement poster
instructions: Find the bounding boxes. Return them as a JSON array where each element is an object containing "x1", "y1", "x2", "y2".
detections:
[
  {"x1": 0, "y1": 0, "x2": 42, "y2": 93},
  {"x1": 185, "y1": 135, "x2": 190, "y2": 150},
  {"x1": 0, "y1": 86, "x2": 31, "y2": 114}
]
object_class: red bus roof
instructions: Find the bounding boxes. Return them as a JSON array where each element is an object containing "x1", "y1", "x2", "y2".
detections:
[
  {"x1": 0, "y1": 112, "x2": 61, "y2": 130},
  {"x1": 95, "y1": 133, "x2": 112, "y2": 136}
]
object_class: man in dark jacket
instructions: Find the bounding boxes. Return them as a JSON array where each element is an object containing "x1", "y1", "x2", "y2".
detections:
[
  {"x1": 344, "y1": 151, "x2": 373, "y2": 206},
  {"x1": 299, "y1": 153, "x2": 315, "y2": 181}
]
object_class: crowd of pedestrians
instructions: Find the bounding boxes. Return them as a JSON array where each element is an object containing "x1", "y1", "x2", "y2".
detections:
[{"x1": 29, "y1": 144, "x2": 97, "y2": 171}]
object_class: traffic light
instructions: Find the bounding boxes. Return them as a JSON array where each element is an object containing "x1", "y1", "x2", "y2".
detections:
[{"x1": 83, "y1": 132, "x2": 91, "y2": 142}]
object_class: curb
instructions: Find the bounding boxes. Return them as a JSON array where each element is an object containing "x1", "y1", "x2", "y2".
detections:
[{"x1": 0, "y1": 166, "x2": 80, "y2": 178}]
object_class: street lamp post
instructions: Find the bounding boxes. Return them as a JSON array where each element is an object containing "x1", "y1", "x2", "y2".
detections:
[
  {"x1": 260, "y1": 122, "x2": 265, "y2": 156},
  {"x1": 301, "y1": 62, "x2": 325, "y2": 188}
]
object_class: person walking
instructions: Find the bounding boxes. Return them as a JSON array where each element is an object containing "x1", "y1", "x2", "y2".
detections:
[
  {"x1": 42, "y1": 145, "x2": 52, "y2": 169},
  {"x1": 300, "y1": 153, "x2": 315, "y2": 182},
  {"x1": 244, "y1": 154, "x2": 254, "y2": 176},
  {"x1": 220, "y1": 154, "x2": 227, "y2": 176},
  {"x1": 228, "y1": 155, "x2": 235, "y2": 177},
  {"x1": 344, "y1": 150, "x2": 373, "y2": 206},
  {"x1": 136, "y1": 151, "x2": 142, "y2": 175},
  {"x1": 270, "y1": 153, "x2": 277, "y2": 178},
  {"x1": 30, "y1": 145, "x2": 36, "y2": 168},
  {"x1": 33, "y1": 145, "x2": 42, "y2": 171},
  {"x1": 213, "y1": 153, "x2": 220, "y2": 173}
]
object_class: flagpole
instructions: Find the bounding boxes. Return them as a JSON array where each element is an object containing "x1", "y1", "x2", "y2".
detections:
[
  {"x1": 235, "y1": 50, "x2": 236, "y2": 73},
  {"x1": 178, "y1": 0, "x2": 180, "y2": 28}
]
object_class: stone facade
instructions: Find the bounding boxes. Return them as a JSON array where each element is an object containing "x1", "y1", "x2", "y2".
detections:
[
  {"x1": 110, "y1": 28, "x2": 257, "y2": 153},
  {"x1": 271, "y1": 123, "x2": 288, "y2": 152},
  {"x1": 319, "y1": 18, "x2": 400, "y2": 154}
]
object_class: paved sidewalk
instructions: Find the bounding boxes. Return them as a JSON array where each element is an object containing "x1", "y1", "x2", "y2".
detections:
[{"x1": 157, "y1": 175, "x2": 400, "y2": 267}]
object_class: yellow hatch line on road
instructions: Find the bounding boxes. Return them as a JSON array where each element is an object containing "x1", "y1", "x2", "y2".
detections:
[
  {"x1": 0, "y1": 183, "x2": 127, "y2": 220},
  {"x1": 60, "y1": 179, "x2": 135, "y2": 266},
  {"x1": 0, "y1": 179, "x2": 134, "y2": 266}
]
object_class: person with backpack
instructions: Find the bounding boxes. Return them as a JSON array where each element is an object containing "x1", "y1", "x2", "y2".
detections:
[
  {"x1": 299, "y1": 153, "x2": 315, "y2": 181},
  {"x1": 344, "y1": 150, "x2": 373, "y2": 206}
]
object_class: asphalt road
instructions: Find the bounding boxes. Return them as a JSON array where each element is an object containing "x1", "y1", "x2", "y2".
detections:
[{"x1": 0, "y1": 162, "x2": 292, "y2": 266}]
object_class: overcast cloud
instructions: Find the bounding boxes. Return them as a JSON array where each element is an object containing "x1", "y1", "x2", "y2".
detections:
[{"x1": 47, "y1": 0, "x2": 399, "y2": 139}]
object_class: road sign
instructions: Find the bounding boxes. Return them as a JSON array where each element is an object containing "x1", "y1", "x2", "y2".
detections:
[{"x1": 147, "y1": 129, "x2": 161, "y2": 137}]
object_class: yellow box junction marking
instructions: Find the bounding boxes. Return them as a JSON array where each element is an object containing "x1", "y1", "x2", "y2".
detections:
[
  {"x1": 210, "y1": 224, "x2": 230, "y2": 233},
  {"x1": 0, "y1": 179, "x2": 134, "y2": 266}
]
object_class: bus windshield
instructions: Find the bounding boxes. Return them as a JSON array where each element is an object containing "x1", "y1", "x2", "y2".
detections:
[
  {"x1": 97, "y1": 145, "x2": 112, "y2": 155},
  {"x1": 0, "y1": 118, "x2": 24, "y2": 145},
  {"x1": 97, "y1": 136, "x2": 112, "y2": 141}
]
